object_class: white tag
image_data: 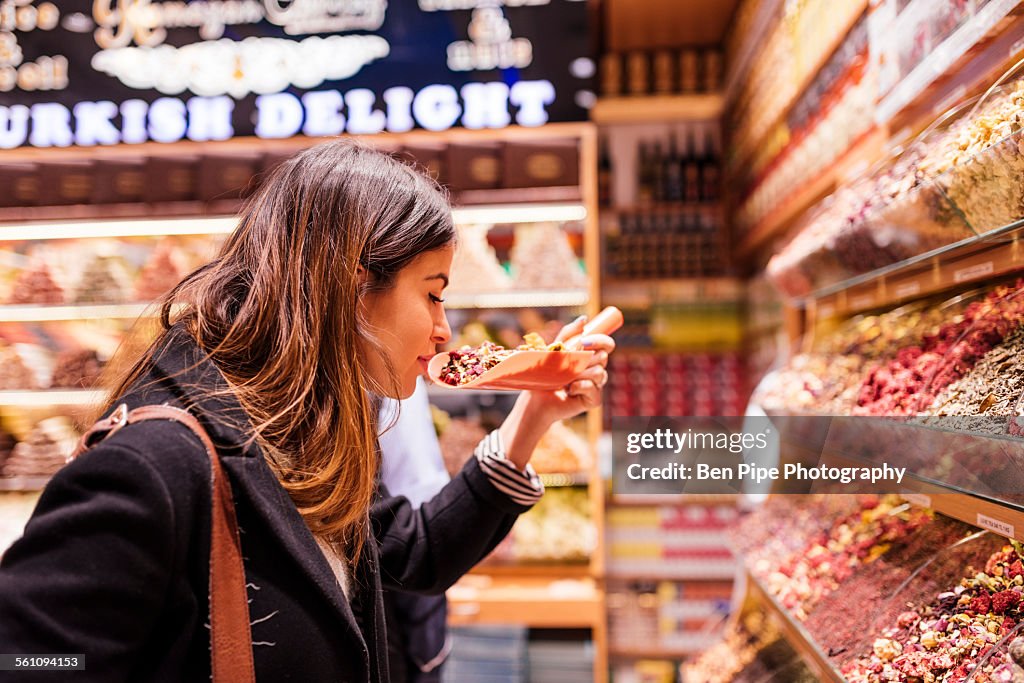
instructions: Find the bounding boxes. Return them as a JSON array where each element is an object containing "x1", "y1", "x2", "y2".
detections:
[
  {"x1": 977, "y1": 513, "x2": 1014, "y2": 539},
  {"x1": 954, "y1": 261, "x2": 994, "y2": 283},
  {"x1": 901, "y1": 492, "x2": 931, "y2": 508},
  {"x1": 851, "y1": 294, "x2": 875, "y2": 309},
  {"x1": 818, "y1": 304, "x2": 835, "y2": 318},
  {"x1": 895, "y1": 281, "x2": 921, "y2": 298}
]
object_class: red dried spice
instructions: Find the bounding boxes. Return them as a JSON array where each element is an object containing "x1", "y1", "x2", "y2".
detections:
[
  {"x1": 991, "y1": 590, "x2": 1021, "y2": 615},
  {"x1": 970, "y1": 594, "x2": 992, "y2": 614}
]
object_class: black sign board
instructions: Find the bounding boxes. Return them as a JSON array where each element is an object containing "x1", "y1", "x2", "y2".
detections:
[{"x1": 0, "y1": 0, "x2": 594, "y2": 148}]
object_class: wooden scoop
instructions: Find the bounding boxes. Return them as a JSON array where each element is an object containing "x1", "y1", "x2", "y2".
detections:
[{"x1": 428, "y1": 306, "x2": 624, "y2": 391}]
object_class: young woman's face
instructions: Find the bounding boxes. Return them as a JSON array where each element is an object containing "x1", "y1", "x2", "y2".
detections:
[{"x1": 361, "y1": 246, "x2": 453, "y2": 399}]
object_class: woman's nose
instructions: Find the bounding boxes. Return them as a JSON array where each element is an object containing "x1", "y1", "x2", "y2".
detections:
[{"x1": 432, "y1": 311, "x2": 451, "y2": 344}]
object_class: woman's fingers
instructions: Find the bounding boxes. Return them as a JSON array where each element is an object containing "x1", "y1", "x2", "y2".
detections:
[
  {"x1": 578, "y1": 334, "x2": 616, "y2": 356},
  {"x1": 566, "y1": 379, "x2": 602, "y2": 408},
  {"x1": 554, "y1": 315, "x2": 588, "y2": 343}
]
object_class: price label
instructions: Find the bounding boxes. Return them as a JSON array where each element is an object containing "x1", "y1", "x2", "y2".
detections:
[
  {"x1": 1011, "y1": 36, "x2": 1024, "y2": 58},
  {"x1": 901, "y1": 492, "x2": 932, "y2": 508},
  {"x1": 977, "y1": 513, "x2": 1015, "y2": 539},
  {"x1": 850, "y1": 294, "x2": 875, "y2": 309},
  {"x1": 817, "y1": 303, "x2": 835, "y2": 318},
  {"x1": 954, "y1": 261, "x2": 994, "y2": 283},
  {"x1": 894, "y1": 281, "x2": 921, "y2": 298}
]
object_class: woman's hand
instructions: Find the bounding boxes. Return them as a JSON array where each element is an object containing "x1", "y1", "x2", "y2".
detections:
[{"x1": 498, "y1": 315, "x2": 616, "y2": 470}]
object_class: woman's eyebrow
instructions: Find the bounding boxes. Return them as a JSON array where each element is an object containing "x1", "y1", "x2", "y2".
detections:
[{"x1": 424, "y1": 273, "x2": 449, "y2": 287}]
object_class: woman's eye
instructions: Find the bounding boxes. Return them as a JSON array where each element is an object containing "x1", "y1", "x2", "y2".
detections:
[{"x1": 429, "y1": 293, "x2": 446, "y2": 304}]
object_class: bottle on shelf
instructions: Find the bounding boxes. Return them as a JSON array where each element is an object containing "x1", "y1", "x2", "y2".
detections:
[
  {"x1": 652, "y1": 50, "x2": 675, "y2": 95},
  {"x1": 637, "y1": 141, "x2": 655, "y2": 205},
  {"x1": 626, "y1": 51, "x2": 650, "y2": 96},
  {"x1": 702, "y1": 49, "x2": 723, "y2": 93},
  {"x1": 663, "y1": 133, "x2": 684, "y2": 203},
  {"x1": 599, "y1": 52, "x2": 623, "y2": 97},
  {"x1": 683, "y1": 128, "x2": 701, "y2": 204},
  {"x1": 700, "y1": 128, "x2": 720, "y2": 204},
  {"x1": 598, "y1": 140, "x2": 612, "y2": 207},
  {"x1": 679, "y1": 49, "x2": 700, "y2": 94},
  {"x1": 650, "y1": 140, "x2": 666, "y2": 203}
]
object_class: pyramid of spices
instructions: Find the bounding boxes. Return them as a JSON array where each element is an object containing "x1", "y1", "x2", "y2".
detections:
[
  {"x1": 135, "y1": 242, "x2": 186, "y2": 302},
  {"x1": 73, "y1": 255, "x2": 133, "y2": 305},
  {"x1": 50, "y1": 349, "x2": 104, "y2": 389},
  {"x1": 447, "y1": 225, "x2": 512, "y2": 293},
  {"x1": 0, "y1": 343, "x2": 39, "y2": 390},
  {"x1": 7, "y1": 262, "x2": 64, "y2": 305},
  {"x1": 0, "y1": 429, "x2": 15, "y2": 474},
  {"x1": 511, "y1": 222, "x2": 587, "y2": 289},
  {"x1": 1, "y1": 417, "x2": 78, "y2": 478}
]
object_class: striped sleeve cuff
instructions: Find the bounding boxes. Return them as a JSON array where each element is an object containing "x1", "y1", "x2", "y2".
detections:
[{"x1": 474, "y1": 430, "x2": 544, "y2": 506}]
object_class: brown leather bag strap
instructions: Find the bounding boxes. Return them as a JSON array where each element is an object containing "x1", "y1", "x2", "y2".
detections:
[{"x1": 72, "y1": 403, "x2": 256, "y2": 683}]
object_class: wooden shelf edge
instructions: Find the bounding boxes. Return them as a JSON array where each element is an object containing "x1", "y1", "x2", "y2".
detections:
[
  {"x1": 810, "y1": 224, "x2": 1024, "y2": 317},
  {"x1": 745, "y1": 571, "x2": 847, "y2": 683},
  {"x1": 608, "y1": 645, "x2": 702, "y2": 659},
  {"x1": 590, "y1": 94, "x2": 724, "y2": 124}
]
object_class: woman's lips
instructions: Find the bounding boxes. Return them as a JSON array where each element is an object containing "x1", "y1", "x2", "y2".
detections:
[{"x1": 417, "y1": 356, "x2": 433, "y2": 374}]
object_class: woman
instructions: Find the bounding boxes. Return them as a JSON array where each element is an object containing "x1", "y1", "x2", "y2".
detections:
[{"x1": 0, "y1": 140, "x2": 613, "y2": 681}]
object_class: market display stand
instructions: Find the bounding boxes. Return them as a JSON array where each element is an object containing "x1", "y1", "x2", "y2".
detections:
[
  {"x1": 0, "y1": 123, "x2": 612, "y2": 680},
  {"x1": 702, "y1": 1, "x2": 1024, "y2": 679},
  {"x1": 589, "y1": 89, "x2": 745, "y2": 679}
]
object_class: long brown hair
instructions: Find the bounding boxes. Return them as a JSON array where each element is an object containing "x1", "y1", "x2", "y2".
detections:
[{"x1": 107, "y1": 139, "x2": 456, "y2": 560}]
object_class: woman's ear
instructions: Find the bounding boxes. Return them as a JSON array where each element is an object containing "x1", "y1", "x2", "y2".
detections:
[{"x1": 356, "y1": 264, "x2": 369, "y2": 287}]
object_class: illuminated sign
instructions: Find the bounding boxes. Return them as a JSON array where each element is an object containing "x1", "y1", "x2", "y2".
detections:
[{"x1": 0, "y1": 0, "x2": 592, "y2": 148}]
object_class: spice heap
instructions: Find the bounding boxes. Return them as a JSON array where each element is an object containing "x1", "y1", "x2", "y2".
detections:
[
  {"x1": 50, "y1": 349, "x2": 104, "y2": 389},
  {"x1": 73, "y1": 255, "x2": 133, "y2": 305},
  {"x1": 732, "y1": 495, "x2": 862, "y2": 576},
  {"x1": 755, "y1": 301, "x2": 954, "y2": 414},
  {"x1": 681, "y1": 609, "x2": 779, "y2": 683},
  {"x1": 439, "y1": 333, "x2": 563, "y2": 386},
  {"x1": 7, "y1": 263, "x2": 64, "y2": 305},
  {"x1": 0, "y1": 343, "x2": 39, "y2": 390},
  {"x1": 842, "y1": 542, "x2": 1024, "y2": 682},
  {"x1": 508, "y1": 487, "x2": 592, "y2": 563},
  {"x1": 923, "y1": 80, "x2": 1024, "y2": 232},
  {"x1": 855, "y1": 280, "x2": 1024, "y2": 415},
  {"x1": 1, "y1": 417, "x2": 78, "y2": 479},
  {"x1": 762, "y1": 496, "x2": 932, "y2": 620},
  {"x1": 135, "y1": 243, "x2": 186, "y2": 302},
  {"x1": 529, "y1": 421, "x2": 591, "y2": 474},
  {"x1": 511, "y1": 222, "x2": 587, "y2": 290},
  {"x1": 447, "y1": 225, "x2": 512, "y2": 294},
  {"x1": 804, "y1": 515, "x2": 980, "y2": 667},
  {"x1": 925, "y1": 326, "x2": 1024, "y2": 419}
]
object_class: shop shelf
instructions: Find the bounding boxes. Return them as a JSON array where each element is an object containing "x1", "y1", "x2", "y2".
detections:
[
  {"x1": 729, "y1": 0, "x2": 869, "y2": 175},
  {"x1": 816, "y1": 418, "x2": 1024, "y2": 541},
  {"x1": 0, "y1": 202, "x2": 588, "y2": 241},
  {"x1": 806, "y1": 211, "x2": 1024, "y2": 319},
  {"x1": 537, "y1": 471, "x2": 590, "y2": 487},
  {"x1": 0, "y1": 390, "x2": 104, "y2": 407},
  {"x1": 446, "y1": 575, "x2": 603, "y2": 629},
  {"x1": 0, "y1": 303, "x2": 156, "y2": 322},
  {"x1": 589, "y1": 94, "x2": 724, "y2": 124},
  {"x1": 877, "y1": 0, "x2": 1024, "y2": 125},
  {"x1": 607, "y1": 493, "x2": 741, "y2": 507},
  {"x1": 442, "y1": 289, "x2": 589, "y2": 309},
  {"x1": 738, "y1": 126, "x2": 887, "y2": 257},
  {"x1": 608, "y1": 644, "x2": 703, "y2": 660}
]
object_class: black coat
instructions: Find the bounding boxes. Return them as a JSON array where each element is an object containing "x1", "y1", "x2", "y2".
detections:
[{"x1": 0, "y1": 327, "x2": 528, "y2": 682}]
